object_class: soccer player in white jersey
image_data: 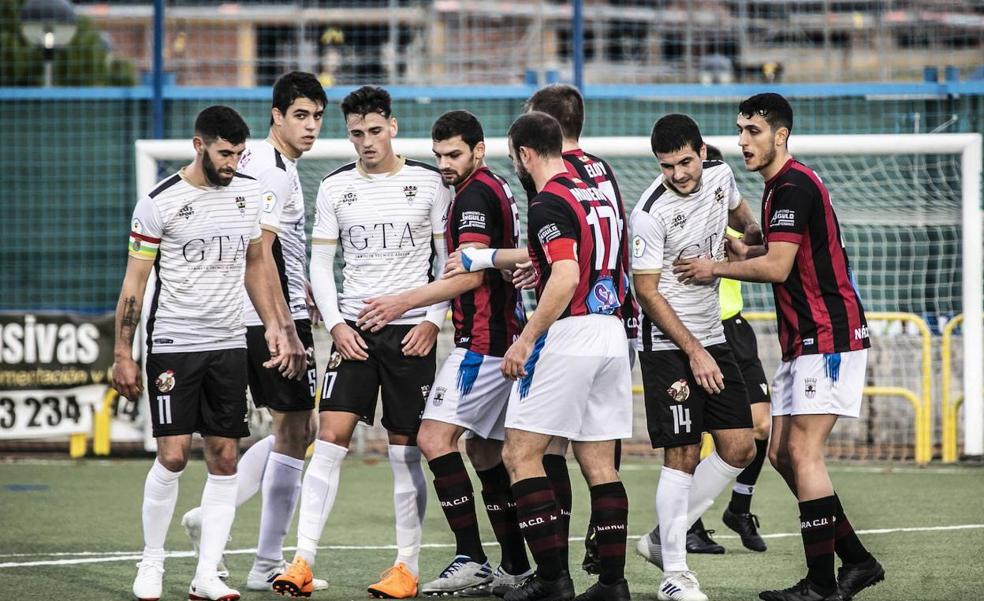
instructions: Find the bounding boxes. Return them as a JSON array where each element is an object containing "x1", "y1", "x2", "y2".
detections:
[
  {"x1": 179, "y1": 72, "x2": 329, "y2": 593},
  {"x1": 112, "y1": 106, "x2": 306, "y2": 601},
  {"x1": 629, "y1": 115, "x2": 757, "y2": 601},
  {"x1": 356, "y1": 110, "x2": 533, "y2": 596},
  {"x1": 273, "y1": 86, "x2": 451, "y2": 600}
]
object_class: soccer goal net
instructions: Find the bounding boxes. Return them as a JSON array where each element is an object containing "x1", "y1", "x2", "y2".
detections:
[{"x1": 136, "y1": 133, "x2": 982, "y2": 462}]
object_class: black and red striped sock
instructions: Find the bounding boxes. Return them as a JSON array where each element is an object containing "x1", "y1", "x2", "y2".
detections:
[
  {"x1": 476, "y1": 463, "x2": 530, "y2": 575},
  {"x1": 512, "y1": 476, "x2": 565, "y2": 580},
  {"x1": 589, "y1": 481, "x2": 628, "y2": 584},
  {"x1": 799, "y1": 496, "x2": 838, "y2": 593},
  {"x1": 834, "y1": 493, "x2": 872, "y2": 564},
  {"x1": 542, "y1": 454, "x2": 571, "y2": 570},
  {"x1": 429, "y1": 452, "x2": 486, "y2": 563}
]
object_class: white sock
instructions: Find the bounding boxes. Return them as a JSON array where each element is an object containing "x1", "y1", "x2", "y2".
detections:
[
  {"x1": 733, "y1": 482, "x2": 754, "y2": 496},
  {"x1": 237, "y1": 434, "x2": 275, "y2": 506},
  {"x1": 686, "y1": 451, "x2": 744, "y2": 527},
  {"x1": 255, "y1": 452, "x2": 304, "y2": 565},
  {"x1": 295, "y1": 440, "x2": 348, "y2": 566},
  {"x1": 388, "y1": 444, "x2": 426, "y2": 576},
  {"x1": 657, "y1": 466, "x2": 692, "y2": 573},
  {"x1": 141, "y1": 459, "x2": 183, "y2": 563},
  {"x1": 195, "y1": 473, "x2": 238, "y2": 581}
]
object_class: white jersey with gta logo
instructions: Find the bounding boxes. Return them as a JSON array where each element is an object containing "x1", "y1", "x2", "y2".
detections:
[
  {"x1": 630, "y1": 160, "x2": 741, "y2": 352},
  {"x1": 128, "y1": 170, "x2": 262, "y2": 353},
  {"x1": 237, "y1": 139, "x2": 309, "y2": 326},
  {"x1": 311, "y1": 157, "x2": 452, "y2": 324}
]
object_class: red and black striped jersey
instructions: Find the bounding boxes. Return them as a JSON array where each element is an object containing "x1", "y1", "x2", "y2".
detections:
[
  {"x1": 527, "y1": 174, "x2": 628, "y2": 321},
  {"x1": 562, "y1": 149, "x2": 639, "y2": 339},
  {"x1": 762, "y1": 158, "x2": 870, "y2": 360},
  {"x1": 446, "y1": 166, "x2": 525, "y2": 357}
]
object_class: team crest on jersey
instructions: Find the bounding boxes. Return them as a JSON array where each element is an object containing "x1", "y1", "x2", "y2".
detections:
[
  {"x1": 235, "y1": 196, "x2": 247, "y2": 215},
  {"x1": 432, "y1": 386, "x2": 447, "y2": 407},
  {"x1": 714, "y1": 187, "x2": 724, "y2": 203},
  {"x1": 178, "y1": 205, "x2": 194, "y2": 219},
  {"x1": 404, "y1": 185, "x2": 418, "y2": 205},
  {"x1": 341, "y1": 187, "x2": 358, "y2": 205},
  {"x1": 805, "y1": 377, "x2": 817, "y2": 399},
  {"x1": 328, "y1": 351, "x2": 342, "y2": 369},
  {"x1": 672, "y1": 213, "x2": 687, "y2": 229},
  {"x1": 667, "y1": 379, "x2": 690, "y2": 402},
  {"x1": 156, "y1": 370, "x2": 176, "y2": 393},
  {"x1": 420, "y1": 384, "x2": 431, "y2": 401}
]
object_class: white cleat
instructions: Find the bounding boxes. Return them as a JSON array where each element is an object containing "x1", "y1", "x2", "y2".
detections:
[
  {"x1": 420, "y1": 555, "x2": 493, "y2": 596},
  {"x1": 188, "y1": 574, "x2": 240, "y2": 601},
  {"x1": 490, "y1": 565, "x2": 535, "y2": 598},
  {"x1": 133, "y1": 560, "x2": 165, "y2": 601},
  {"x1": 246, "y1": 559, "x2": 328, "y2": 592},
  {"x1": 182, "y1": 508, "x2": 230, "y2": 579},
  {"x1": 657, "y1": 571, "x2": 708, "y2": 601},
  {"x1": 636, "y1": 526, "x2": 664, "y2": 570}
]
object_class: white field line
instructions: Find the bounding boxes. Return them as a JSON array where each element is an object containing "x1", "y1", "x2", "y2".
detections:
[{"x1": 2, "y1": 523, "x2": 982, "y2": 569}]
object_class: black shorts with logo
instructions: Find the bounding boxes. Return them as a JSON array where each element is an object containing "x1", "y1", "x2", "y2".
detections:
[
  {"x1": 640, "y1": 343, "x2": 752, "y2": 449},
  {"x1": 145, "y1": 348, "x2": 250, "y2": 439},
  {"x1": 319, "y1": 321, "x2": 436, "y2": 435},
  {"x1": 246, "y1": 319, "x2": 317, "y2": 412},
  {"x1": 722, "y1": 313, "x2": 770, "y2": 405}
]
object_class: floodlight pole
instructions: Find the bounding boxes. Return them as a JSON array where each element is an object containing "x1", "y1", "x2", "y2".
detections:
[{"x1": 572, "y1": 0, "x2": 584, "y2": 91}]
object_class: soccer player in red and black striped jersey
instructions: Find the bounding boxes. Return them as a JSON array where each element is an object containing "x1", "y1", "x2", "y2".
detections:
[
  {"x1": 446, "y1": 111, "x2": 633, "y2": 601},
  {"x1": 674, "y1": 93, "x2": 884, "y2": 601},
  {"x1": 357, "y1": 110, "x2": 533, "y2": 596},
  {"x1": 523, "y1": 84, "x2": 639, "y2": 577}
]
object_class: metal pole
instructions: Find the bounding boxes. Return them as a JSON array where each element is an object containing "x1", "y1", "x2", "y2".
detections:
[
  {"x1": 572, "y1": 0, "x2": 584, "y2": 90},
  {"x1": 43, "y1": 49, "x2": 53, "y2": 87},
  {"x1": 152, "y1": 0, "x2": 165, "y2": 140}
]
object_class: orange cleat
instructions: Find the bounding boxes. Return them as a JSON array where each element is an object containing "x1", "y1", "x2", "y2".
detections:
[
  {"x1": 271, "y1": 556, "x2": 313, "y2": 598},
  {"x1": 368, "y1": 563, "x2": 419, "y2": 599}
]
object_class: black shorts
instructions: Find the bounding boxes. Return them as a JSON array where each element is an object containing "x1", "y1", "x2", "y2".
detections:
[
  {"x1": 319, "y1": 321, "x2": 436, "y2": 435},
  {"x1": 640, "y1": 343, "x2": 752, "y2": 449},
  {"x1": 722, "y1": 314, "x2": 770, "y2": 405},
  {"x1": 146, "y1": 348, "x2": 250, "y2": 439},
  {"x1": 246, "y1": 319, "x2": 317, "y2": 412}
]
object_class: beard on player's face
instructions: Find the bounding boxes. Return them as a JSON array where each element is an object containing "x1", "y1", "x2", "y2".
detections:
[{"x1": 203, "y1": 149, "x2": 234, "y2": 187}]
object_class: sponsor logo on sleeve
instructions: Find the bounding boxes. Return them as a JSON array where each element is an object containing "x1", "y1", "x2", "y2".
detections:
[
  {"x1": 770, "y1": 208, "x2": 796, "y2": 228},
  {"x1": 536, "y1": 223, "x2": 562, "y2": 245},
  {"x1": 262, "y1": 191, "x2": 277, "y2": 213},
  {"x1": 131, "y1": 218, "x2": 143, "y2": 233},
  {"x1": 632, "y1": 235, "x2": 646, "y2": 258},
  {"x1": 460, "y1": 210, "x2": 486, "y2": 230}
]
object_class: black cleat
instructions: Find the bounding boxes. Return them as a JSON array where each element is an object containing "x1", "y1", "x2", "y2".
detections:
[
  {"x1": 581, "y1": 525, "x2": 600, "y2": 575},
  {"x1": 686, "y1": 522, "x2": 725, "y2": 554},
  {"x1": 723, "y1": 507, "x2": 767, "y2": 552},
  {"x1": 759, "y1": 579, "x2": 842, "y2": 601},
  {"x1": 503, "y1": 571, "x2": 575, "y2": 601},
  {"x1": 574, "y1": 578, "x2": 631, "y2": 601},
  {"x1": 837, "y1": 557, "x2": 884, "y2": 600}
]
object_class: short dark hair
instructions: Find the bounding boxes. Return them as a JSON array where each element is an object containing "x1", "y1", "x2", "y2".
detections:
[
  {"x1": 650, "y1": 114, "x2": 703, "y2": 156},
  {"x1": 508, "y1": 112, "x2": 563, "y2": 159},
  {"x1": 195, "y1": 105, "x2": 250, "y2": 145},
  {"x1": 704, "y1": 144, "x2": 724, "y2": 161},
  {"x1": 739, "y1": 93, "x2": 793, "y2": 134},
  {"x1": 524, "y1": 84, "x2": 584, "y2": 141},
  {"x1": 270, "y1": 71, "x2": 328, "y2": 126},
  {"x1": 431, "y1": 110, "x2": 484, "y2": 149},
  {"x1": 340, "y1": 85, "x2": 392, "y2": 119}
]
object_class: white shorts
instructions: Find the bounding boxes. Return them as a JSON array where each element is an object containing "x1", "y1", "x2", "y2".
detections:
[
  {"x1": 423, "y1": 348, "x2": 511, "y2": 441},
  {"x1": 505, "y1": 314, "x2": 633, "y2": 442},
  {"x1": 771, "y1": 349, "x2": 868, "y2": 417}
]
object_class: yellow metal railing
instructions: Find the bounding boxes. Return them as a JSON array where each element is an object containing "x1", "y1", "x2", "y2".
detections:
[
  {"x1": 744, "y1": 311, "x2": 933, "y2": 464},
  {"x1": 942, "y1": 314, "x2": 963, "y2": 463}
]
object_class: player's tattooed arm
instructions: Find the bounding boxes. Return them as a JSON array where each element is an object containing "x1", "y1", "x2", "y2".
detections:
[{"x1": 112, "y1": 256, "x2": 154, "y2": 401}]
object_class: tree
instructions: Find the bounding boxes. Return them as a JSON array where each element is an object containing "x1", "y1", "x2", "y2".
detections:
[{"x1": 0, "y1": 0, "x2": 135, "y2": 86}]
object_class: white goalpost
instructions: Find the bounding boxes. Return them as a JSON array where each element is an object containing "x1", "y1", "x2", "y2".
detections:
[{"x1": 135, "y1": 133, "x2": 982, "y2": 459}]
